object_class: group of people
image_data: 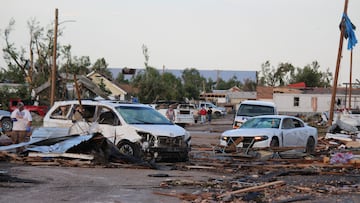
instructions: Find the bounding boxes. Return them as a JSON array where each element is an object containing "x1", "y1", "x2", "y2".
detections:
[
  {"x1": 199, "y1": 106, "x2": 212, "y2": 124},
  {"x1": 165, "y1": 105, "x2": 213, "y2": 124}
]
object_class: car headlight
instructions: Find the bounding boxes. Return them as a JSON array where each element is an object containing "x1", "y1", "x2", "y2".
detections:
[
  {"x1": 137, "y1": 131, "x2": 153, "y2": 141},
  {"x1": 221, "y1": 136, "x2": 229, "y2": 141},
  {"x1": 254, "y1": 135, "x2": 269, "y2": 141}
]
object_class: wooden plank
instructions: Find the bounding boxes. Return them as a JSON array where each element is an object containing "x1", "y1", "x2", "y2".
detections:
[
  {"x1": 217, "y1": 180, "x2": 285, "y2": 198},
  {"x1": 28, "y1": 152, "x2": 94, "y2": 160},
  {"x1": 153, "y1": 191, "x2": 198, "y2": 201},
  {"x1": 185, "y1": 165, "x2": 216, "y2": 170},
  {"x1": 346, "y1": 141, "x2": 360, "y2": 148},
  {"x1": 57, "y1": 159, "x2": 92, "y2": 166},
  {"x1": 28, "y1": 162, "x2": 60, "y2": 166}
]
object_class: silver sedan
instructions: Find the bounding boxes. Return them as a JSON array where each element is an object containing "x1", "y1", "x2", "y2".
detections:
[{"x1": 219, "y1": 115, "x2": 318, "y2": 154}]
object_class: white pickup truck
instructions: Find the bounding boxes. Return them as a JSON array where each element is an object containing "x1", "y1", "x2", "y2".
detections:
[{"x1": 154, "y1": 103, "x2": 196, "y2": 127}]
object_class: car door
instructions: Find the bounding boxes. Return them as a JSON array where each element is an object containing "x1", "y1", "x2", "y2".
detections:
[
  {"x1": 291, "y1": 118, "x2": 308, "y2": 146},
  {"x1": 46, "y1": 104, "x2": 74, "y2": 127},
  {"x1": 281, "y1": 118, "x2": 304, "y2": 147},
  {"x1": 96, "y1": 106, "x2": 119, "y2": 143}
]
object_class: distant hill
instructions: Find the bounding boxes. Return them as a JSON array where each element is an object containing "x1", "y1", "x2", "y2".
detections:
[{"x1": 109, "y1": 68, "x2": 256, "y2": 82}]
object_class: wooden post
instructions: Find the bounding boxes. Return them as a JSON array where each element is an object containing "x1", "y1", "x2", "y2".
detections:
[
  {"x1": 74, "y1": 74, "x2": 82, "y2": 108},
  {"x1": 328, "y1": 0, "x2": 349, "y2": 125},
  {"x1": 50, "y1": 8, "x2": 58, "y2": 106}
]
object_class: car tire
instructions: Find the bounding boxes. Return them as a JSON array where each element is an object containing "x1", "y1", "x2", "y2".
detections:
[
  {"x1": 117, "y1": 141, "x2": 141, "y2": 158},
  {"x1": 1, "y1": 117, "x2": 13, "y2": 132},
  {"x1": 306, "y1": 137, "x2": 316, "y2": 155},
  {"x1": 270, "y1": 137, "x2": 279, "y2": 147},
  {"x1": 214, "y1": 111, "x2": 221, "y2": 117}
]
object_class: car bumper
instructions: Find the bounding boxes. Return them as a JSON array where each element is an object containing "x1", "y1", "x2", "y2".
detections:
[{"x1": 219, "y1": 138, "x2": 270, "y2": 148}]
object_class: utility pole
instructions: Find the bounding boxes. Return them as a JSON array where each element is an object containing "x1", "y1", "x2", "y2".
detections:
[
  {"x1": 328, "y1": 0, "x2": 349, "y2": 125},
  {"x1": 50, "y1": 8, "x2": 58, "y2": 106},
  {"x1": 349, "y1": 50, "x2": 353, "y2": 109}
]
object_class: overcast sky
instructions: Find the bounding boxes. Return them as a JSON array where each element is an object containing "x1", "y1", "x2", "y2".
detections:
[{"x1": 0, "y1": 0, "x2": 359, "y2": 85}]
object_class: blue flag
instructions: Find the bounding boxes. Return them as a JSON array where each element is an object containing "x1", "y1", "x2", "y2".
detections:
[{"x1": 342, "y1": 13, "x2": 357, "y2": 50}]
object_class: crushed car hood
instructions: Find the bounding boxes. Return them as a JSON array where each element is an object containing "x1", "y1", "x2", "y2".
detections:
[{"x1": 133, "y1": 124, "x2": 187, "y2": 137}]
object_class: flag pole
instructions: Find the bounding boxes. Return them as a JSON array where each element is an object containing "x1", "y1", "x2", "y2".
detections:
[{"x1": 328, "y1": 0, "x2": 349, "y2": 125}]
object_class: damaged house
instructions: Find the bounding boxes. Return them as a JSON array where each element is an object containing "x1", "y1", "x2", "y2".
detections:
[{"x1": 33, "y1": 71, "x2": 130, "y2": 101}]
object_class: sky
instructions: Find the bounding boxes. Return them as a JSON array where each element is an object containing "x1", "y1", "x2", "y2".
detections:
[{"x1": 0, "y1": 0, "x2": 359, "y2": 85}]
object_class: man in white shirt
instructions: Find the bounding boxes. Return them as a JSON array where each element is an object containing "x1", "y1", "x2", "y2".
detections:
[
  {"x1": 10, "y1": 102, "x2": 32, "y2": 144},
  {"x1": 166, "y1": 106, "x2": 175, "y2": 122}
]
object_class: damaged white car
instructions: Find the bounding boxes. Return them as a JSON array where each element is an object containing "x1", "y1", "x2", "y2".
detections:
[
  {"x1": 43, "y1": 100, "x2": 191, "y2": 161},
  {"x1": 219, "y1": 115, "x2": 317, "y2": 154}
]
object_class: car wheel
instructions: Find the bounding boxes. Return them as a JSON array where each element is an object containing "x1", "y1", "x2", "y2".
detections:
[
  {"x1": 117, "y1": 141, "x2": 141, "y2": 158},
  {"x1": 306, "y1": 137, "x2": 316, "y2": 155},
  {"x1": 270, "y1": 137, "x2": 279, "y2": 147},
  {"x1": 1, "y1": 117, "x2": 13, "y2": 132},
  {"x1": 214, "y1": 111, "x2": 221, "y2": 117}
]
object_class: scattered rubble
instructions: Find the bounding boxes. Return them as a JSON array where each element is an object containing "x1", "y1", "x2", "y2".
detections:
[
  {"x1": 151, "y1": 141, "x2": 360, "y2": 202},
  {"x1": 0, "y1": 128, "x2": 157, "y2": 169},
  {"x1": 149, "y1": 117, "x2": 360, "y2": 202},
  {"x1": 1, "y1": 115, "x2": 360, "y2": 202}
]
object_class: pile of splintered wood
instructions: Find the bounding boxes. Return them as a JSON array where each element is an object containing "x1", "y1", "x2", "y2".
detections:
[{"x1": 154, "y1": 142, "x2": 360, "y2": 202}]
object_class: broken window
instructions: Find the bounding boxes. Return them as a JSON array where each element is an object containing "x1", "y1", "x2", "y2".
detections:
[
  {"x1": 97, "y1": 107, "x2": 120, "y2": 126},
  {"x1": 50, "y1": 105, "x2": 71, "y2": 119},
  {"x1": 71, "y1": 105, "x2": 96, "y2": 122}
]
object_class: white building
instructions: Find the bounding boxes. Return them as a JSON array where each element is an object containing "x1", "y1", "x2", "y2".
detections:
[{"x1": 272, "y1": 87, "x2": 360, "y2": 115}]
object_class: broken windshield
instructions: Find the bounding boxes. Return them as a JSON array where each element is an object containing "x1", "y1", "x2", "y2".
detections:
[{"x1": 116, "y1": 106, "x2": 173, "y2": 125}]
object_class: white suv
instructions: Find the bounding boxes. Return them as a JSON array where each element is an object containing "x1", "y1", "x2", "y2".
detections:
[
  {"x1": 233, "y1": 100, "x2": 277, "y2": 128},
  {"x1": 43, "y1": 100, "x2": 191, "y2": 161}
]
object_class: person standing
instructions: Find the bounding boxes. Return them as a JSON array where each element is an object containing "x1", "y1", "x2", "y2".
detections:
[
  {"x1": 207, "y1": 106, "x2": 213, "y2": 123},
  {"x1": 199, "y1": 106, "x2": 207, "y2": 124},
  {"x1": 10, "y1": 102, "x2": 32, "y2": 144},
  {"x1": 166, "y1": 105, "x2": 175, "y2": 122}
]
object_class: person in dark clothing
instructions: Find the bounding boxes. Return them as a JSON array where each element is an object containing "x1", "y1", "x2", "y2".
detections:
[{"x1": 207, "y1": 107, "x2": 212, "y2": 123}]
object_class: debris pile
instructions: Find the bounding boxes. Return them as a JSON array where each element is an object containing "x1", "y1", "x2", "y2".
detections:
[
  {"x1": 152, "y1": 144, "x2": 360, "y2": 202},
  {"x1": 0, "y1": 128, "x2": 156, "y2": 169},
  {"x1": 1, "y1": 117, "x2": 360, "y2": 202},
  {"x1": 150, "y1": 119, "x2": 360, "y2": 202}
]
